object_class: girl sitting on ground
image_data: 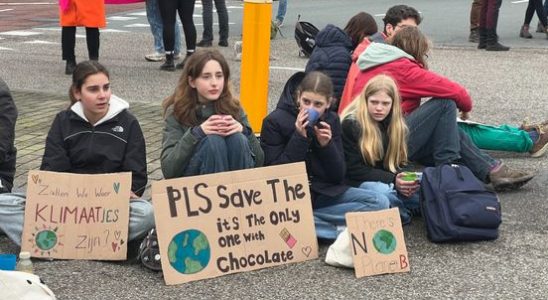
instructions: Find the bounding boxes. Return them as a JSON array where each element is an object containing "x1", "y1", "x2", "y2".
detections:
[
  {"x1": 160, "y1": 49, "x2": 263, "y2": 178},
  {"x1": 0, "y1": 61, "x2": 155, "y2": 249},
  {"x1": 260, "y1": 71, "x2": 389, "y2": 240},
  {"x1": 341, "y1": 74, "x2": 420, "y2": 225},
  {"x1": 349, "y1": 26, "x2": 535, "y2": 191}
]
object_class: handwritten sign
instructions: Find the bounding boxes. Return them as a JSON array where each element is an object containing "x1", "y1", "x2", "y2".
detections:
[
  {"x1": 21, "y1": 171, "x2": 131, "y2": 260},
  {"x1": 152, "y1": 162, "x2": 318, "y2": 285},
  {"x1": 345, "y1": 208, "x2": 410, "y2": 278}
]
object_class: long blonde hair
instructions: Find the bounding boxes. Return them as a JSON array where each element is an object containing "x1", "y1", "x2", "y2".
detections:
[{"x1": 341, "y1": 75, "x2": 408, "y2": 172}]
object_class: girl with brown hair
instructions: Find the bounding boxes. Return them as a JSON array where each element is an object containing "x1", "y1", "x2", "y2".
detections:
[{"x1": 161, "y1": 49, "x2": 263, "y2": 178}]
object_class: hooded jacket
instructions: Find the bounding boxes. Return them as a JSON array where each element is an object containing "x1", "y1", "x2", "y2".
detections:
[
  {"x1": 305, "y1": 24, "x2": 354, "y2": 103},
  {"x1": 339, "y1": 32, "x2": 386, "y2": 114},
  {"x1": 352, "y1": 43, "x2": 472, "y2": 115},
  {"x1": 161, "y1": 102, "x2": 264, "y2": 179},
  {"x1": 0, "y1": 79, "x2": 18, "y2": 193},
  {"x1": 260, "y1": 72, "x2": 348, "y2": 206},
  {"x1": 40, "y1": 95, "x2": 147, "y2": 196}
]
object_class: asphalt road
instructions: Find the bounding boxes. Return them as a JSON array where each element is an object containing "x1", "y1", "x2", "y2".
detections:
[{"x1": 0, "y1": 1, "x2": 547, "y2": 299}]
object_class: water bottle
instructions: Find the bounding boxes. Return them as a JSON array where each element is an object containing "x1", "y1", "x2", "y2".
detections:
[{"x1": 16, "y1": 251, "x2": 33, "y2": 274}]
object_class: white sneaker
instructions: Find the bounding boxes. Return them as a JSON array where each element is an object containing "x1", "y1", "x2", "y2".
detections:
[
  {"x1": 275, "y1": 19, "x2": 284, "y2": 28},
  {"x1": 145, "y1": 52, "x2": 164, "y2": 62}
]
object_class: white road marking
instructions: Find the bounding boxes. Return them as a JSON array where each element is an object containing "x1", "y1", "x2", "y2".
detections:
[
  {"x1": 23, "y1": 40, "x2": 58, "y2": 44},
  {"x1": 0, "y1": 47, "x2": 15, "y2": 51},
  {"x1": 511, "y1": 0, "x2": 529, "y2": 3},
  {"x1": 0, "y1": 30, "x2": 42, "y2": 36},
  {"x1": 124, "y1": 23, "x2": 150, "y2": 28},
  {"x1": 101, "y1": 29, "x2": 129, "y2": 33},
  {"x1": 108, "y1": 16, "x2": 138, "y2": 21},
  {"x1": 127, "y1": 12, "x2": 146, "y2": 16},
  {"x1": 0, "y1": 9, "x2": 15, "y2": 12}
]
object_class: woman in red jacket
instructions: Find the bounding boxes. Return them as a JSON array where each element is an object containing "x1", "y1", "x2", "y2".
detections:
[{"x1": 351, "y1": 27, "x2": 534, "y2": 191}]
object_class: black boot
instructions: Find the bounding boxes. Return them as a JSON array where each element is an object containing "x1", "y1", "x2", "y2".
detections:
[
  {"x1": 160, "y1": 52, "x2": 175, "y2": 71},
  {"x1": 65, "y1": 59, "x2": 76, "y2": 75},
  {"x1": 485, "y1": 29, "x2": 509, "y2": 51},
  {"x1": 176, "y1": 51, "x2": 194, "y2": 70},
  {"x1": 477, "y1": 28, "x2": 487, "y2": 49}
]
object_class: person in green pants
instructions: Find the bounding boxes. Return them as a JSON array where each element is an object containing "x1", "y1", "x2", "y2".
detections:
[{"x1": 458, "y1": 120, "x2": 548, "y2": 158}]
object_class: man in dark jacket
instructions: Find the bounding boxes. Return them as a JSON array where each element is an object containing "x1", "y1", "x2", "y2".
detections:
[{"x1": 0, "y1": 78, "x2": 18, "y2": 194}]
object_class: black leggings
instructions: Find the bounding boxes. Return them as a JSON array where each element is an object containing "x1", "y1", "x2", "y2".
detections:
[
  {"x1": 61, "y1": 27, "x2": 100, "y2": 61},
  {"x1": 524, "y1": 0, "x2": 547, "y2": 26},
  {"x1": 158, "y1": 0, "x2": 197, "y2": 53}
]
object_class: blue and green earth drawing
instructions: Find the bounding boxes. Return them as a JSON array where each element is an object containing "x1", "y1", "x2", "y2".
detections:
[
  {"x1": 35, "y1": 230, "x2": 58, "y2": 250},
  {"x1": 372, "y1": 229, "x2": 396, "y2": 254},
  {"x1": 168, "y1": 229, "x2": 211, "y2": 274}
]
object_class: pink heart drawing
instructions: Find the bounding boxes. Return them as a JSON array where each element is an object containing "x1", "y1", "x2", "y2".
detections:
[
  {"x1": 31, "y1": 175, "x2": 39, "y2": 184},
  {"x1": 112, "y1": 242, "x2": 118, "y2": 252}
]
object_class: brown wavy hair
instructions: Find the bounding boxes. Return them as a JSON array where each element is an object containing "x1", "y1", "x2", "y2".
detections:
[
  {"x1": 162, "y1": 49, "x2": 241, "y2": 126},
  {"x1": 389, "y1": 26, "x2": 431, "y2": 69}
]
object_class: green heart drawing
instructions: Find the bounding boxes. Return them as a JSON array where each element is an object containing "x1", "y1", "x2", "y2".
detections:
[{"x1": 113, "y1": 182, "x2": 120, "y2": 194}]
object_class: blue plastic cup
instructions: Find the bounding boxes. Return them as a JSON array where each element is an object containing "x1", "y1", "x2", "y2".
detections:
[
  {"x1": 0, "y1": 254, "x2": 16, "y2": 271},
  {"x1": 306, "y1": 108, "x2": 320, "y2": 127}
]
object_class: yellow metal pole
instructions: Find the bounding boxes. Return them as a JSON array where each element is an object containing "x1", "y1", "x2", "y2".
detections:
[{"x1": 240, "y1": 0, "x2": 272, "y2": 133}]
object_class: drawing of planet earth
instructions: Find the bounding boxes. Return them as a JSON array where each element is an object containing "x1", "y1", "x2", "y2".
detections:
[
  {"x1": 35, "y1": 230, "x2": 58, "y2": 250},
  {"x1": 168, "y1": 229, "x2": 211, "y2": 274},
  {"x1": 372, "y1": 229, "x2": 396, "y2": 254}
]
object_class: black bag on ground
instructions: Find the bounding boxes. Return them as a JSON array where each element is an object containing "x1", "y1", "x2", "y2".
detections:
[
  {"x1": 295, "y1": 14, "x2": 319, "y2": 57},
  {"x1": 420, "y1": 164, "x2": 502, "y2": 242},
  {"x1": 138, "y1": 228, "x2": 162, "y2": 271}
]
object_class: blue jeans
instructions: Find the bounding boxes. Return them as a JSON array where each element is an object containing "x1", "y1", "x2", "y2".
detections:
[
  {"x1": 184, "y1": 133, "x2": 255, "y2": 176},
  {"x1": 201, "y1": 0, "x2": 229, "y2": 42},
  {"x1": 275, "y1": 0, "x2": 287, "y2": 22},
  {"x1": 312, "y1": 183, "x2": 390, "y2": 240},
  {"x1": 146, "y1": 0, "x2": 181, "y2": 54},
  {"x1": 0, "y1": 193, "x2": 155, "y2": 246},
  {"x1": 359, "y1": 182, "x2": 420, "y2": 225},
  {"x1": 405, "y1": 99, "x2": 496, "y2": 182}
]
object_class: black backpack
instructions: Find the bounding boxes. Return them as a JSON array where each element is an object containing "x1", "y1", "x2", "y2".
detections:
[
  {"x1": 420, "y1": 164, "x2": 502, "y2": 243},
  {"x1": 294, "y1": 15, "x2": 319, "y2": 57}
]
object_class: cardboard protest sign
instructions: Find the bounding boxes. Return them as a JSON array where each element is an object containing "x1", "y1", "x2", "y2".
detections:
[
  {"x1": 21, "y1": 171, "x2": 131, "y2": 260},
  {"x1": 152, "y1": 162, "x2": 318, "y2": 285},
  {"x1": 345, "y1": 208, "x2": 410, "y2": 278}
]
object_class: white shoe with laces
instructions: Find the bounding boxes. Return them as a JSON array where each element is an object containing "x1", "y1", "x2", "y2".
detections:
[{"x1": 144, "y1": 52, "x2": 164, "y2": 62}]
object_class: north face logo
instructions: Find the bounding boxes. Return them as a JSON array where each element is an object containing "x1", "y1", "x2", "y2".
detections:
[{"x1": 112, "y1": 126, "x2": 124, "y2": 133}]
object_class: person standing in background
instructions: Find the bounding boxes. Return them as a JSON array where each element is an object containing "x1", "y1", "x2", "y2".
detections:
[
  {"x1": 158, "y1": 0, "x2": 197, "y2": 71},
  {"x1": 59, "y1": 0, "x2": 106, "y2": 74},
  {"x1": 477, "y1": 0, "x2": 509, "y2": 51},
  {"x1": 197, "y1": 0, "x2": 229, "y2": 47},
  {"x1": 519, "y1": 0, "x2": 548, "y2": 38},
  {"x1": 144, "y1": 0, "x2": 182, "y2": 62},
  {"x1": 469, "y1": 0, "x2": 482, "y2": 42},
  {"x1": 274, "y1": 0, "x2": 287, "y2": 27}
]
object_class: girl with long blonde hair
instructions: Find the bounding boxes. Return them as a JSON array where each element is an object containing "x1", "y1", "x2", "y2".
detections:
[{"x1": 341, "y1": 74, "x2": 419, "y2": 224}]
